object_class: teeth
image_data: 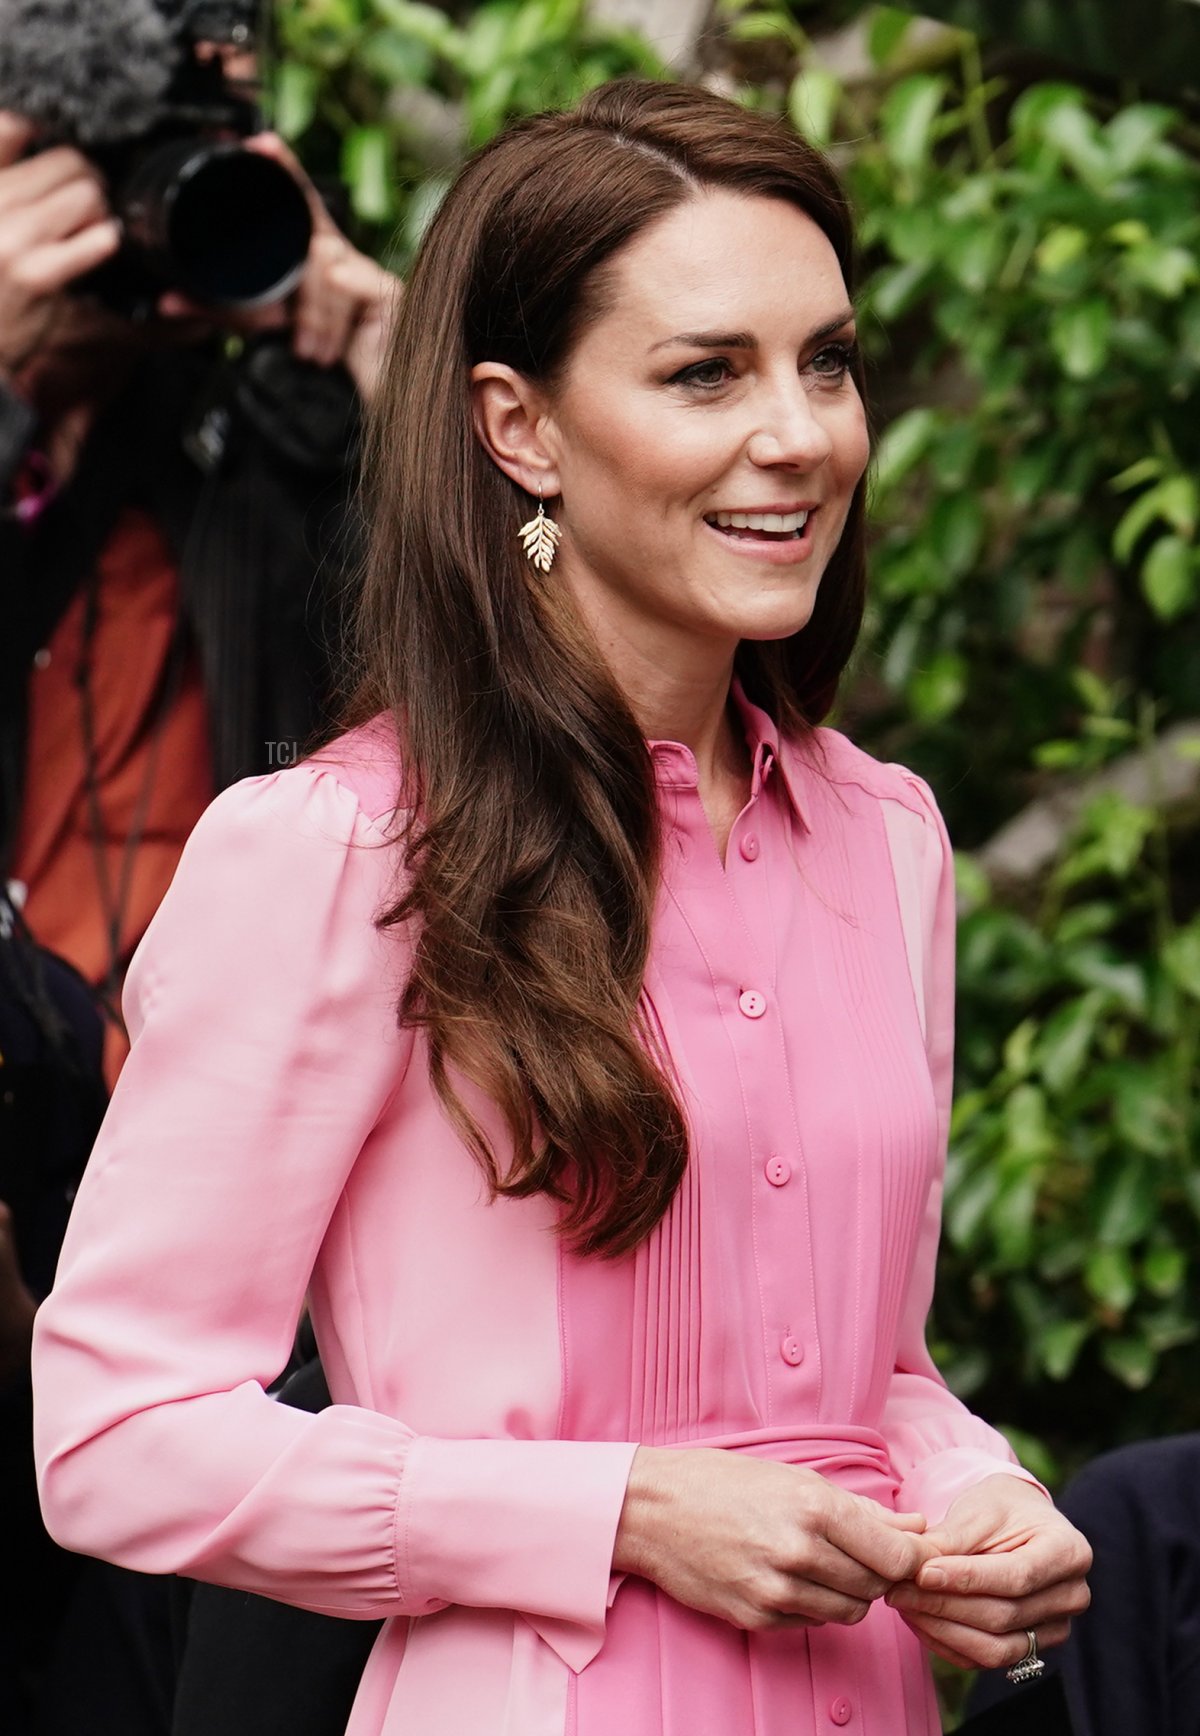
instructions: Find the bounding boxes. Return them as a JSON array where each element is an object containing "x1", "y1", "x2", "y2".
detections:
[{"x1": 710, "y1": 509, "x2": 809, "y2": 532}]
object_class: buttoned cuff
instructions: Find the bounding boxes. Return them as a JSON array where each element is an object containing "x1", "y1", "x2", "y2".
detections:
[
  {"x1": 396, "y1": 1436, "x2": 639, "y2": 1671},
  {"x1": 896, "y1": 1447, "x2": 1048, "y2": 1525}
]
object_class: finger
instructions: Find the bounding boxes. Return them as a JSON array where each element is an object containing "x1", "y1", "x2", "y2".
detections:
[
  {"x1": 899, "y1": 1612, "x2": 1072, "y2": 1673},
  {"x1": 17, "y1": 220, "x2": 122, "y2": 296},
  {"x1": 156, "y1": 289, "x2": 290, "y2": 331},
  {"x1": 774, "y1": 1574, "x2": 872, "y2": 1628},
  {"x1": 289, "y1": 233, "x2": 377, "y2": 366},
  {"x1": 0, "y1": 143, "x2": 103, "y2": 212},
  {"x1": 887, "y1": 1576, "x2": 1091, "y2": 1632},
  {"x1": 824, "y1": 1504, "x2": 936, "y2": 1584},
  {"x1": 292, "y1": 279, "x2": 356, "y2": 368},
  {"x1": 916, "y1": 1533, "x2": 1091, "y2": 1599},
  {"x1": 790, "y1": 1536, "x2": 897, "y2": 1604},
  {"x1": 0, "y1": 110, "x2": 37, "y2": 169},
  {"x1": 0, "y1": 172, "x2": 110, "y2": 255}
]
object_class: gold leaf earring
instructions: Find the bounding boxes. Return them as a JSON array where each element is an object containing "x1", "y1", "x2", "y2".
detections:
[{"x1": 519, "y1": 488, "x2": 562, "y2": 573}]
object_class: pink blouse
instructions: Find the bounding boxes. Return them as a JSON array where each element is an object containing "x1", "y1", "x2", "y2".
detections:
[{"x1": 33, "y1": 689, "x2": 1036, "y2": 1736}]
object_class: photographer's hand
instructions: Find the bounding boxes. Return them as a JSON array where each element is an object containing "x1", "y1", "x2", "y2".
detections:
[
  {"x1": 0, "y1": 112, "x2": 121, "y2": 381},
  {"x1": 159, "y1": 132, "x2": 401, "y2": 406}
]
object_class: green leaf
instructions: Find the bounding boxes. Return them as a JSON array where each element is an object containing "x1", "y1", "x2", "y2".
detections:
[
  {"x1": 1050, "y1": 299, "x2": 1112, "y2": 380},
  {"x1": 1039, "y1": 96, "x2": 1113, "y2": 190},
  {"x1": 868, "y1": 6, "x2": 913, "y2": 67},
  {"x1": 995, "y1": 1425, "x2": 1060, "y2": 1488},
  {"x1": 1114, "y1": 476, "x2": 1198, "y2": 563},
  {"x1": 788, "y1": 65, "x2": 841, "y2": 148},
  {"x1": 1037, "y1": 1318, "x2": 1091, "y2": 1380},
  {"x1": 1123, "y1": 244, "x2": 1199, "y2": 300},
  {"x1": 1105, "y1": 103, "x2": 1175, "y2": 173},
  {"x1": 400, "y1": 172, "x2": 452, "y2": 256},
  {"x1": 1036, "y1": 992, "x2": 1103, "y2": 1095},
  {"x1": 990, "y1": 1171, "x2": 1040, "y2": 1267},
  {"x1": 909, "y1": 651, "x2": 967, "y2": 723},
  {"x1": 1163, "y1": 923, "x2": 1200, "y2": 1001},
  {"x1": 1141, "y1": 535, "x2": 1197, "y2": 620},
  {"x1": 1003, "y1": 1018, "x2": 1038, "y2": 1080},
  {"x1": 929, "y1": 494, "x2": 985, "y2": 577},
  {"x1": 1143, "y1": 1245, "x2": 1187, "y2": 1298},
  {"x1": 1093, "y1": 1156, "x2": 1158, "y2": 1246},
  {"x1": 1062, "y1": 944, "x2": 1147, "y2": 1013},
  {"x1": 341, "y1": 125, "x2": 395, "y2": 223},
  {"x1": 945, "y1": 1162, "x2": 1000, "y2": 1250},
  {"x1": 1035, "y1": 224, "x2": 1088, "y2": 276},
  {"x1": 881, "y1": 75, "x2": 947, "y2": 173},
  {"x1": 273, "y1": 59, "x2": 318, "y2": 141},
  {"x1": 1100, "y1": 1335, "x2": 1157, "y2": 1390},
  {"x1": 1085, "y1": 1245, "x2": 1136, "y2": 1311},
  {"x1": 869, "y1": 258, "x2": 934, "y2": 323},
  {"x1": 369, "y1": 0, "x2": 458, "y2": 55},
  {"x1": 872, "y1": 406, "x2": 940, "y2": 495},
  {"x1": 1003, "y1": 1081, "x2": 1052, "y2": 1161},
  {"x1": 1109, "y1": 455, "x2": 1165, "y2": 494}
]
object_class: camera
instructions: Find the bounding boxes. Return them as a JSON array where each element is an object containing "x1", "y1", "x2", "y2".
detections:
[{"x1": 0, "y1": 0, "x2": 313, "y2": 312}]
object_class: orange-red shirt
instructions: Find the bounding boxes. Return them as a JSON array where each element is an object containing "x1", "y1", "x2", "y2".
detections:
[{"x1": 12, "y1": 506, "x2": 214, "y2": 1083}]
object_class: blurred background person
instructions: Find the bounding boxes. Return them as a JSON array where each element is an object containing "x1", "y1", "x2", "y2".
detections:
[{"x1": 0, "y1": 4, "x2": 399, "y2": 1729}]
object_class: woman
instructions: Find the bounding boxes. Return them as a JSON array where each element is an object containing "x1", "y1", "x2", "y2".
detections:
[{"x1": 32, "y1": 80, "x2": 1089, "y2": 1736}]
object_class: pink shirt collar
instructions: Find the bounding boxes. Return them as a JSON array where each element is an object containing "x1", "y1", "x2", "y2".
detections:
[{"x1": 646, "y1": 679, "x2": 810, "y2": 832}]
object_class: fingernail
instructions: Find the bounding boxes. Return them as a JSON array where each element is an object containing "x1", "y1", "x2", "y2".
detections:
[{"x1": 920, "y1": 1566, "x2": 946, "y2": 1589}]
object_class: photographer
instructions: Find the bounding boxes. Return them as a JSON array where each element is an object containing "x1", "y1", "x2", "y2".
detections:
[
  {"x1": 0, "y1": 88, "x2": 398, "y2": 1083},
  {"x1": 0, "y1": 8, "x2": 399, "y2": 1729}
]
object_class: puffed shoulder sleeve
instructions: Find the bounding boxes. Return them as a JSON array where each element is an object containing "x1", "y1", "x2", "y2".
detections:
[
  {"x1": 33, "y1": 762, "x2": 637, "y2": 1660},
  {"x1": 32, "y1": 764, "x2": 420, "y2": 1615},
  {"x1": 879, "y1": 771, "x2": 1045, "y2": 1521}
]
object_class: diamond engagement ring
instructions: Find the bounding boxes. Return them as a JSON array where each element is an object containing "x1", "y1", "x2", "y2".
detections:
[{"x1": 1005, "y1": 1629, "x2": 1045, "y2": 1685}]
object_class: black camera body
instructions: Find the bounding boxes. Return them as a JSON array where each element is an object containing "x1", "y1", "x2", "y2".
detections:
[{"x1": 0, "y1": 0, "x2": 313, "y2": 312}]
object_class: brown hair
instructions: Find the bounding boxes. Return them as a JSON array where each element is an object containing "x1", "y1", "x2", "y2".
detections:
[{"x1": 353, "y1": 79, "x2": 867, "y2": 1257}]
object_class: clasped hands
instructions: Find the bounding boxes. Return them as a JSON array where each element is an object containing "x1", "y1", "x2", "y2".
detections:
[{"x1": 615, "y1": 1449, "x2": 1092, "y2": 1673}]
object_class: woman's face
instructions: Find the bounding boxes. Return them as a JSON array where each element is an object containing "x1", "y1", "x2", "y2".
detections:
[{"x1": 541, "y1": 190, "x2": 869, "y2": 673}]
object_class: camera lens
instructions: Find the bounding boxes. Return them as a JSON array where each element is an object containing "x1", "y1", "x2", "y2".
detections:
[{"x1": 118, "y1": 140, "x2": 313, "y2": 308}]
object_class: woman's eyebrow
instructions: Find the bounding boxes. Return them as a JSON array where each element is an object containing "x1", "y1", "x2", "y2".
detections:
[{"x1": 649, "y1": 306, "x2": 857, "y2": 354}]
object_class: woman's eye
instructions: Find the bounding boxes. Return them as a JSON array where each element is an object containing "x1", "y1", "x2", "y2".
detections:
[
  {"x1": 672, "y1": 358, "x2": 734, "y2": 390},
  {"x1": 808, "y1": 341, "x2": 857, "y2": 380}
]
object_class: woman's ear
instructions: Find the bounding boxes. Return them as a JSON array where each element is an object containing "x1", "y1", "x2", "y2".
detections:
[{"x1": 470, "y1": 362, "x2": 561, "y2": 498}]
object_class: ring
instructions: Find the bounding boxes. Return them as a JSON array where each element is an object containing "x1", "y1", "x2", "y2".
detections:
[{"x1": 1005, "y1": 1628, "x2": 1045, "y2": 1685}]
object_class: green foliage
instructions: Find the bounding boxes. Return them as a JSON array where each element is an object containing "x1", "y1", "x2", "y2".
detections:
[
  {"x1": 272, "y1": 0, "x2": 665, "y2": 260},
  {"x1": 939, "y1": 765, "x2": 1200, "y2": 1472},
  {"x1": 849, "y1": 73, "x2": 1200, "y2": 828}
]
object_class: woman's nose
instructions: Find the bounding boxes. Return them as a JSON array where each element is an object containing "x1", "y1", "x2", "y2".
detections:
[{"x1": 746, "y1": 389, "x2": 834, "y2": 470}]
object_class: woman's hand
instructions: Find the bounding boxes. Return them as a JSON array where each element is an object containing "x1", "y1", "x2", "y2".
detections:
[
  {"x1": 885, "y1": 1473, "x2": 1092, "y2": 1671},
  {"x1": 614, "y1": 1445, "x2": 936, "y2": 1631}
]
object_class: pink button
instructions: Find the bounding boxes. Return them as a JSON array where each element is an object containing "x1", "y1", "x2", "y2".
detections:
[
  {"x1": 830, "y1": 1698, "x2": 853, "y2": 1726},
  {"x1": 781, "y1": 1334, "x2": 804, "y2": 1366},
  {"x1": 739, "y1": 833, "x2": 760, "y2": 861},
  {"x1": 765, "y1": 1155, "x2": 791, "y2": 1187},
  {"x1": 738, "y1": 989, "x2": 767, "y2": 1019}
]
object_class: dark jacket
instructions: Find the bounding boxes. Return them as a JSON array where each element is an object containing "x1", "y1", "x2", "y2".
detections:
[{"x1": 0, "y1": 334, "x2": 363, "y2": 875}]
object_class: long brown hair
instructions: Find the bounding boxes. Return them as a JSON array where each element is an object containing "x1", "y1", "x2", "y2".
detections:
[{"x1": 353, "y1": 79, "x2": 867, "y2": 1257}]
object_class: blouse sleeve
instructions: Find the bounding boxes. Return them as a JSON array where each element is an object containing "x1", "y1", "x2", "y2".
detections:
[
  {"x1": 32, "y1": 764, "x2": 636, "y2": 1668},
  {"x1": 878, "y1": 771, "x2": 1045, "y2": 1523}
]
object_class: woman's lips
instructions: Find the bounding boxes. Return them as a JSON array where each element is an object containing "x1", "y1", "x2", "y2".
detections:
[{"x1": 702, "y1": 508, "x2": 818, "y2": 561}]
